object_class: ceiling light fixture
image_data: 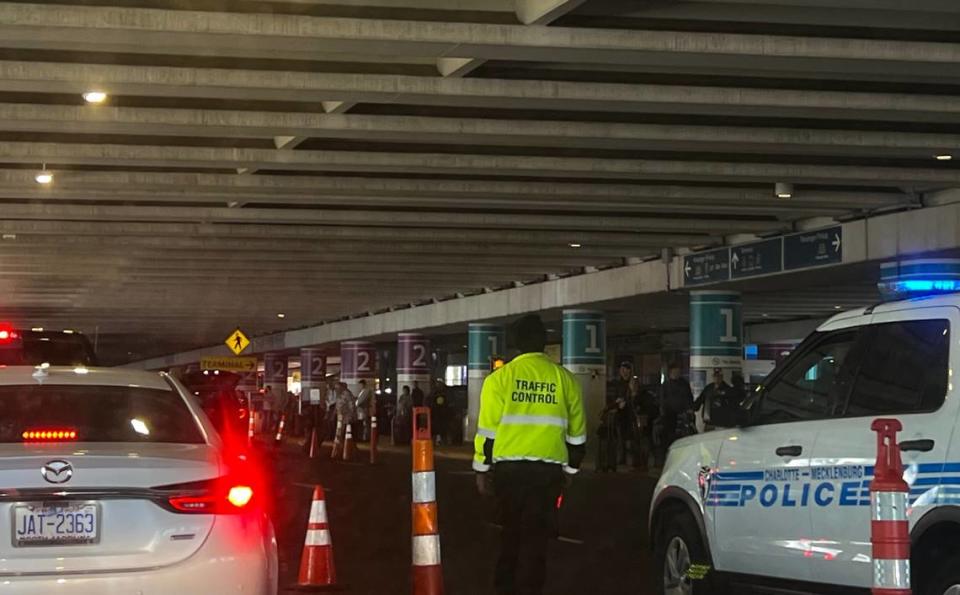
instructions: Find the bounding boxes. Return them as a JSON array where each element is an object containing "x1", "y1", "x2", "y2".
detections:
[
  {"x1": 35, "y1": 163, "x2": 52, "y2": 185},
  {"x1": 82, "y1": 90, "x2": 107, "y2": 104},
  {"x1": 935, "y1": 154, "x2": 954, "y2": 161},
  {"x1": 774, "y1": 182, "x2": 793, "y2": 199},
  {"x1": 569, "y1": 243, "x2": 582, "y2": 248},
  {"x1": 277, "y1": 313, "x2": 286, "y2": 319}
]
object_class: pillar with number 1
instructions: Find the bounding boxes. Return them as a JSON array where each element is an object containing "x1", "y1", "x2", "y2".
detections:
[
  {"x1": 562, "y1": 310, "x2": 606, "y2": 455},
  {"x1": 689, "y1": 291, "x2": 743, "y2": 399}
]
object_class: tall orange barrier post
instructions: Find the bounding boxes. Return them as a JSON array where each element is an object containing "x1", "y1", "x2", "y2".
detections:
[
  {"x1": 370, "y1": 398, "x2": 379, "y2": 464},
  {"x1": 870, "y1": 419, "x2": 911, "y2": 595},
  {"x1": 411, "y1": 407, "x2": 444, "y2": 595}
]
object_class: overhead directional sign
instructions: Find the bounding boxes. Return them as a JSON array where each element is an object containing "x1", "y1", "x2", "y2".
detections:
[
  {"x1": 683, "y1": 248, "x2": 731, "y2": 286},
  {"x1": 200, "y1": 356, "x2": 257, "y2": 373},
  {"x1": 731, "y1": 238, "x2": 783, "y2": 279},
  {"x1": 784, "y1": 226, "x2": 843, "y2": 270},
  {"x1": 683, "y1": 226, "x2": 844, "y2": 286},
  {"x1": 225, "y1": 328, "x2": 250, "y2": 356}
]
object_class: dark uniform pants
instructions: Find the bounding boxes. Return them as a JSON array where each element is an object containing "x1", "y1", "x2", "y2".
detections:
[{"x1": 493, "y1": 461, "x2": 563, "y2": 595}]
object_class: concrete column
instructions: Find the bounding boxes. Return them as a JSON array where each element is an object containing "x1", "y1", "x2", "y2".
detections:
[
  {"x1": 562, "y1": 310, "x2": 606, "y2": 448},
  {"x1": 689, "y1": 290, "x2": 743, "y2": 399},
  {"x1": 340, "y1": 340, "x2": 377, "y2": 396},
  {"x1": 300, "y1": 348, "x2": 326, "y2": 405},
  {"x1": 466, "y1": 323, "x2": 505, "y2": 440},
  {"x1": 263, "y1": 352, "x2": 288, "y2": 399},
  {"x1": 397, "y1": 333, "x2": 431, "y2": 403}
]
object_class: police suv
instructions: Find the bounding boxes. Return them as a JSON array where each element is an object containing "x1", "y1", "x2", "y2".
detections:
[{"x1": 650, "y1": 293, "x2": 960, "y2": 595}]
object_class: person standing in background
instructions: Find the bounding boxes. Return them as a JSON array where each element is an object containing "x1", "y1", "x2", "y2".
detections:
[
  {"x1": 356, "y1": 379, "x2": 375, "y2": 442},
  {"x1": 656, "y1": 362, "x2": 694, "y2": 467},
  {"x1": 411, "y1": 380, "x2": 425, "y2": 408}
]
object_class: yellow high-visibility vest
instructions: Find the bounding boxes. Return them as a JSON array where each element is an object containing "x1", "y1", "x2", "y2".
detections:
[{"x1": 473, "y1": 352, "x2": 586, "y2": 473}]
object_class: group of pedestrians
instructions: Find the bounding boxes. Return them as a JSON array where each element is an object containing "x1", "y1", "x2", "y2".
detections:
[{"x1": 597, "y1": 361, "x2": 746, "y2": 472}]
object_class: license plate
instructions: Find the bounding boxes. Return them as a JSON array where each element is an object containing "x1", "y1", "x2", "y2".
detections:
[{"x1": 13, "y1": 502, "x2": 99, "y2": 547}]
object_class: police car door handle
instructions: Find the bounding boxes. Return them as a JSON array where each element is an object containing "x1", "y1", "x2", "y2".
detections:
[
  {"x1": 775, "y1": 445, "x2": 802, "y2": 457},
  {"x1": 900, "y1": 439, "x2": 935, "y2": 452}
]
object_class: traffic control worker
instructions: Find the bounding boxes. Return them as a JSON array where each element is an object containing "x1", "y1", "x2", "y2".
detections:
[{"x1": 473, "y1": 314, "x2": 587, "y2": 595}]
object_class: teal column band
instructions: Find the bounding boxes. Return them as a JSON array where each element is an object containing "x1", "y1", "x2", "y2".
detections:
[
  {"x1": 562, "y1": 310, "x2": 606, "y2": 372},
  {"x1": 562, "y1": 310, "x2": 606, "y2": 457},
  {"x1": 689, "y1": 291, "x2": 743, "y2": 398},
  {"x1": 466, "y1": 323, "x2": 505, "y2": 440}
]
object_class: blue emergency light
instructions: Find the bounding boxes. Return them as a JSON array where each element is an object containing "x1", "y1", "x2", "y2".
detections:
[{"x1": 878, "y1": 259, "x2": 960, "y2": 299}]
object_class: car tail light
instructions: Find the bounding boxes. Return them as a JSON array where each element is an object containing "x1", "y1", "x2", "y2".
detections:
[
  {"x1": 0, "y1": 324, "x2": 20, "y2": 344},
  {"x1": 23, "y1": 429, "x2": 78, "y2": 441},
  {"x1": 161, "y1": 476, "x2": 257, "y2": 514}
]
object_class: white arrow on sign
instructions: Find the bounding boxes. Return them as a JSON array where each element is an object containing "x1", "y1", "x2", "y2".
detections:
[
  {"x1": 832, "y1": 233, "x2": 842, "y2": 253},
  {"x1": 684, "y1": 262, "x2": 692, "y2": 277},
  {"x1": 731, "y1": 252, "x2": 740, "y2": 269}
]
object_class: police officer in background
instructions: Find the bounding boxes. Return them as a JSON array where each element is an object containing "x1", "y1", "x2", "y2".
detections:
[
  {"x1": 474, "y1": 314, "x2": 587, "y2": 595},
  {"x1": 693, "y1": 367, "x2": 731, "y2": 432}
]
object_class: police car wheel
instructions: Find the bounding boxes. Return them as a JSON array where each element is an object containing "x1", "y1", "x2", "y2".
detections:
[
  {"x1": 655, "y1": 513, "x2": 718, "y2": 595},
  {"x1": 928, "y1": 555, "x2": 960, "y2": 595}
]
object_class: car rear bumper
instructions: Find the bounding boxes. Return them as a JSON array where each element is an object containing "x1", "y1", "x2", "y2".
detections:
[{"x1": 0, "y1": 514, "x2": 278, "y2": 595}]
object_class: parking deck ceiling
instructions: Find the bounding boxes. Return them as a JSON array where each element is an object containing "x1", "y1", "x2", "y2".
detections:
[{"x1": 0, "y1": 0, "x2": 957, "y2": 363}]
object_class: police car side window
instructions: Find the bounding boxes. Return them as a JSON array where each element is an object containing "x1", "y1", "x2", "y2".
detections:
[
  {"x1": 754, "y1": 330, "x2": 859, "y2": 425},
  {"x1": 843, "y1": 320, "x2": 949, "y2": 417}
]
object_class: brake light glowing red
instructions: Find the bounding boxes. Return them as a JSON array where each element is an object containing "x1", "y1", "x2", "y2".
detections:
[
  {"x1": 227, "y1": 485, "x2": 254, "y2": 508},
  {"x1": 23, "y1": 429, "x2": 78, "y2": 441},
  {"x1": 165, "y1": 478, "x2": 256, "y2": 514},
  {"x1": 0, "y1": 326, "x2": 19, "y2": 343}
]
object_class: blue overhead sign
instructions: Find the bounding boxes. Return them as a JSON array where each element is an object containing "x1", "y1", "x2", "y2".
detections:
[
  {"x1": 682, "y1": 226, "x2": 844, "y2": 287},
  {"x1": 683, "y1": 248, "x2": 731, "y2": 286},
  {"x1": 784, "y1": 227, "x2": 842, "y2": 270},
  {"x1": 731, "y1": 238, "x2": 783, "y2": 279}
]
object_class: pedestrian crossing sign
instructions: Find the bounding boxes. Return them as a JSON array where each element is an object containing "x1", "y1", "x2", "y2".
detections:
[{"x1": 226, "y1": 328, "x2": 250, "y2": 355}]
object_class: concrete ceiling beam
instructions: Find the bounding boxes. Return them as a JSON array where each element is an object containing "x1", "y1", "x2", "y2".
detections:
[
  {"x1": 1, "y1": 3, "x2": 958, "y2": 66},
  {"x1": 1, "y1": 105, "x2": 956, "y2": 158},
  {"x1": 0, "y1": 202, "x2": 783, "y2": 233},
  {"x1": 1, "y1": 62, "x2": 956, "y2": 122},
  {"x1": 0, "y1": 169, "x2": 905, "y2": 207},
  {"x1": 0, "y1": 219, "x2": 707, "y2": 247},
  {"x1": 3, "y1": 142, "x2": 958, "y2": 185}
]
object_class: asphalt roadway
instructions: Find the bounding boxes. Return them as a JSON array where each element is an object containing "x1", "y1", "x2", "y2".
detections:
[{"x1": 266, "y1": 441, "x2": 657, "y2": 595}]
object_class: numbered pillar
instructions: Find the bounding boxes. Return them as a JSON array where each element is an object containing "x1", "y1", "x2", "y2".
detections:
[
  {"x1": 466, "y1": 323, "x2": 506, "y2": 440},
  {"x1": 300, "y1": 348, "x2": 326, "y2": 406},
  {"x1": 341, "y1": 341, "x2": 377, "y2": 396},
  {"x1": 263, "y1": 352, "x2": 288, "y2": 433},
  {"x1": 398, "y1": 333, "x2": 432, "y2": 402},
  {"x1": 689, "y1": 291, "x2": 743, "y2": 399},
  {"x1": 562, "y1": 310, "x2": 606, "y2": 449}
]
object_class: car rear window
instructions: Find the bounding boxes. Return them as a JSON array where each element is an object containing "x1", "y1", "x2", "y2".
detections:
[
  {"x1": 0, "y1": 384, "x2": 205, "y2": 444},
  {"x1": 0, "y1": 333, "x2": 97, "y2": 366}
]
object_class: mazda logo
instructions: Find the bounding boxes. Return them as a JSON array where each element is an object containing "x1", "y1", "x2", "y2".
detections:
[{"x1": 41, "y1": 460, "x2": 73, "y2": 484}]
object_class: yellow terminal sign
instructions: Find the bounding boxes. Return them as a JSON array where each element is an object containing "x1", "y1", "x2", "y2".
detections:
[
  {"x1": 200, "y1": 356, "x2": 257, "y2": 373},
  {"x1": 225, "y1": 329, "x2": 251, "y2": 356}
]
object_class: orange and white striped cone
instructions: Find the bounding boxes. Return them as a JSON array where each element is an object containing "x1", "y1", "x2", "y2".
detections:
[
  {"x1": 247, "y1": 407, "x2": 256, "y2": 447},
  {"x1": 870, "y1": 419, "x2": 911, "y2": 595},
  {"x1": 307, "y1": 425, "x2": 320, "y2": 459},
  {"x1": 330, "y1": 415, "x2": 343, "y2": 460},
  {"x1": 412, "y1": 407, "x2": 444, "y2": 595},
  {"x1": 295, "y1": 485, "x2": 339, "y2": 591},
  {"x1": 370, "y1": 411, "x2": 379, "y2": 465},
  {"x1": 274, "y1": 413, "x2": 287, "y2": 445},
  {"x1": 343, "y1": 422, "x2": 355, "y2": 461}
]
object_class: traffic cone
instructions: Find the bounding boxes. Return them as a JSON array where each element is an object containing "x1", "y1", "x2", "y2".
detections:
[
  {"x1": 274, "y1": 413, "x2": 287, "y2": 444},
  {"x1": 247, "y1": 407, "x2": 256, "y2": 447},
  {"x1": 330, "y1": 415, "x2": 343, "y2": 460},
  {"x1": 412, "y1": 407, "x2": 444, "y2": 595},
  {"x1": 343, "y1": 422, "x2": 355, "y2": 461},
  {"x1": 307, "y1": 425, "x2": 320, "y2": 459},
  {"x1": 295, "y1": 485, "x2": 339, "y2": 591}
]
